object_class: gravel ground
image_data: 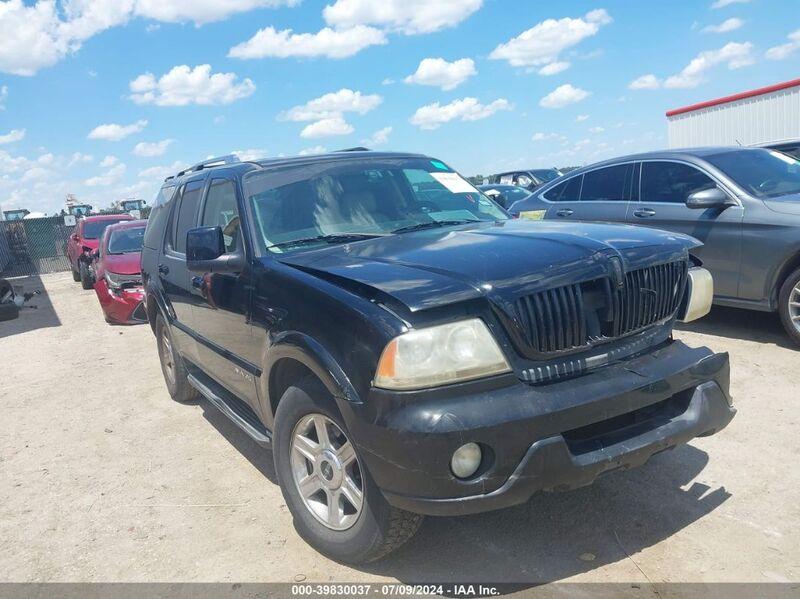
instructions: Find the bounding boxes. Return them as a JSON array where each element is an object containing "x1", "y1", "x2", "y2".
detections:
[{"x1": 1, "y1": 272, "x2": 798, "y2": 588}]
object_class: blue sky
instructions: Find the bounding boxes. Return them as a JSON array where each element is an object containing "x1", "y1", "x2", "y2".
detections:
[{"x1": 0, "y1": 0, "x2": 797, "y2": 215}]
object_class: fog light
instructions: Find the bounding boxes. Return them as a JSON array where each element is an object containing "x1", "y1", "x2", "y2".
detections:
[{"x1": 451, "y1": 443, "x2": 482, "y2": 479}]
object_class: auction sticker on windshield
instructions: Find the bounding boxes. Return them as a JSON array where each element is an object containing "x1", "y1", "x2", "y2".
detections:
[{"x1": 519, "y1": 210, "x2": 546, "y2": 220}]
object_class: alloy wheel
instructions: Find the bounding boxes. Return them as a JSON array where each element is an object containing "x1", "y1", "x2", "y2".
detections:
[
  {"x1": 161, "y1": 334, "x2": 176, "y2": 387},
  {"x1": 290, "y1": 413, "x2": 364, "y2": 531},
  {"x1": 790, "y1": 282, "x2": 800, "y2": 334}
]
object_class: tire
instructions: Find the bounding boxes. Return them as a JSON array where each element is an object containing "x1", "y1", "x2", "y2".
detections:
[
  {"x1": 155, "y1": 314, "x2": 200, "y2": 403},
  {"x1": 71, "y1": 263, "x2": 81, "y2": 282},
  {"x1": 0, "y1": 302, "x2": 19, "y2": 322},
  {"x1": 778, "y1": 267, "x2": 800, "y2": 347},
  {"x1": 273, "y1": 378, "x2": 423, "y2": 564},
  {"x1": 79, "y1": 262, "x2": 93, "y2": 290}
]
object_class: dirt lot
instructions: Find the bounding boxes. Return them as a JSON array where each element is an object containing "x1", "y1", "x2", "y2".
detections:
[{"x1": 1, "y1": 272, "x2": 799, "y2": 586}]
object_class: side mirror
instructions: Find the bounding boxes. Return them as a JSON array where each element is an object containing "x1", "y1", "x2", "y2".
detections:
[
  {"x1": 686, "y1": 187, "x2": 733, "y2": 209},
  {"x1": 186, "y1": 226, "x2": 242, "y2": 273}
]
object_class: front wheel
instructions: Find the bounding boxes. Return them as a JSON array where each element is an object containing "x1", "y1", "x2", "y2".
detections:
[
  {"x1": 79, "y1": 262, "x2": 93, "y2": 290},
  {"x1": 155, "y1": 314, "x2": 200, "y2": 403},
  {"x1": 273, "y1": 378, "x2": 423, "y2": 563},
  {"x1": 71, "y1": 262, "x2": 81, "y2": 282},
  {"x1": 778, "y1": 267, "x2": 800, "y2": 347}
]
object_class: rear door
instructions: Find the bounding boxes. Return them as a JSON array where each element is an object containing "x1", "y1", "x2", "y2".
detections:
[
  {"x1": 190, "y1": 177, "x2": 259, "y2": 406},
  {"x1": 158, "y1": 178, "x2": 206, "y2": 359},
  {"x1": 545, "y1": 163, "x2": 634, "y2": 224},
  {"x1": 627, "y1": 160, "x2": 743, "y2": 299}
]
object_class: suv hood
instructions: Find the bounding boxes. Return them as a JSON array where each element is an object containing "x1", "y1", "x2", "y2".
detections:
[{"x1": 277, "y1": 220, "x2": 698, "y2": 313}]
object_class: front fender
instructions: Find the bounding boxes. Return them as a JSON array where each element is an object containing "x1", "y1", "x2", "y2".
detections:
[{"x1": 261, "y1": 331, "x2": 363, "y2": 423}]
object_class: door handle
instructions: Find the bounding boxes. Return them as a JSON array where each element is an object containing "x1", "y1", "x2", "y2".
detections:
[
  {"x1": 556, "y1": 208, "x2": 574, "y2": 217},
  {"x1": 158, "y1": 263, "x2": 169, "y2": 275},
  {"x1": 633, "y1": 208, "x2": 656, "y2": 218}
]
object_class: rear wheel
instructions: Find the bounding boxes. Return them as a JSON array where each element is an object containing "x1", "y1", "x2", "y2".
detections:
[
  {"x1": 0, "y1": 302, "x2": 19, "y2": 322},
  {"x1": 778, "y1": 267, "x2": 800, "y2": 347},
  {"x1": 79, "y1": 262, "x2": 93, "y2": 290},
  {"x1": 71, "y1": 263, "x2": 81, "y2": 282},
  {"x1": 155, "y1": 314, "x2": 200, "y2": 403},
  {"x1": 273, "y1": 378, "x2": 423, "y2": 564}
]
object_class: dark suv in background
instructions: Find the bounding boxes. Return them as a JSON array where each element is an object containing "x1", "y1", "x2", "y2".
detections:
[
  {"x1": 489, "y1": 168, "x2": 562, "y2": 191},
  {"x1": 508, "y1": 147, "x2": 800, "y2": 345},
  {"x1": 141, "y1": 151, "x2": 733, "y2": 563}
]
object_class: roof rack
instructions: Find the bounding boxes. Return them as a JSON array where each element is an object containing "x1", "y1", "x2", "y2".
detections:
[
  {"x1": 337, "y1": 147, "x2": 370, "y2": 152},
  {"x1": 165, "y1": 154, "x2": 241, "y2": 181}
]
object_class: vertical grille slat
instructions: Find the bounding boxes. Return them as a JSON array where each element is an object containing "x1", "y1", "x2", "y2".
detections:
[{"x1": 513, "y1": 260, "x2": 688, "y2": 356}]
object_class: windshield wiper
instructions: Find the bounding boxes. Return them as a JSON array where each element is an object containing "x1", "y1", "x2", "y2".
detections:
[
  {"x1": 267, "y1": 232, "x2": 387, "y2": 250},
  {"x1": 391, "y1": 219, "x2": 480, "y2": 234}
]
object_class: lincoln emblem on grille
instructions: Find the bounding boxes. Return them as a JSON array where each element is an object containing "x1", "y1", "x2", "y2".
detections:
[{"x1": 609, "y1": 257, "x2": 625, "y2": 288}]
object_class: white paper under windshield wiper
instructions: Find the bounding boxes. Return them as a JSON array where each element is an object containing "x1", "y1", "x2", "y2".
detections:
[
  {"x1": 267, "y1": 232, "x2": 388, "y2": 250},
  {"x1": 391, "y1": 219, "x2": 480, "y2": 234}
]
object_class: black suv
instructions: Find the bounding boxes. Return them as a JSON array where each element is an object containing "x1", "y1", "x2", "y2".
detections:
[{"x1": 141, "y1": 151, "x2": 735, "y2": 563}]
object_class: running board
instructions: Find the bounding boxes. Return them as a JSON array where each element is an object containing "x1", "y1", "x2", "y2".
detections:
[{"x1": 187, "y1": 373, "x2": 272, "y2": 447}]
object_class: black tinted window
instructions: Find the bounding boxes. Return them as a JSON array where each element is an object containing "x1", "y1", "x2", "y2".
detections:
[
  {"x1": 641, "y1": 162, "x2": 716, "y2": 203},
  {"x1": 143, "y1": 185, "x2": 176, "y2": 250},
  {"x1": 544, "y1": 175, "x2": 582, "y2": 202},
  {"x1": 580, "y1": 164, "x2": 631, "y2": 202},
  {"x1": 201, "y1": 179, "x2": 240, "y2": 254},
  {"x1": 172, "y1": 181, "x2": 204, "y2": 253}
]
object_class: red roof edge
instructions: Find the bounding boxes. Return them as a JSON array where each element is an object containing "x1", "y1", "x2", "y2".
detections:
[{"x1": 666, "y1": 77, "x2": 800, "y2": 117}]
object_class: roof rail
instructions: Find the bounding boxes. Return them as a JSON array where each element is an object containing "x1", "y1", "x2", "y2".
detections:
[
  {"x1": 173, "y1": 154, "x2": 241, "y2": 179},
  {"x1": 337, "y1": 146, "x2": 370, "y2": 152}
]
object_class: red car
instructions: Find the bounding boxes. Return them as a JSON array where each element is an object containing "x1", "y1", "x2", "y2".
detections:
[
  {"x1": 67, "y1": 214, "x2": 133, "y2": 289},
  {"x1": 93, "y1": 220, "x2": 147, "y2": 324}
]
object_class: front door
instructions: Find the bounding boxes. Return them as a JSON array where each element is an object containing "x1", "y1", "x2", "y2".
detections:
[
  {"x1": 190, "y1": 177, "x2": 258, "y2": 407},
  {"x1": 628, "y1": 160, "x2": 743, "y2": 300}
]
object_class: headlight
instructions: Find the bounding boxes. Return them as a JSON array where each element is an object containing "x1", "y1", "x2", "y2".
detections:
[
  {"x1": 374, "y1": 318, "x2": 511, "y2": 390},
  {"x1": 678, "y1": 267, "x2": 713, "y2": 323},
  {"x1": 105, "y1": 271, "x2": 142, "y2": 289}
]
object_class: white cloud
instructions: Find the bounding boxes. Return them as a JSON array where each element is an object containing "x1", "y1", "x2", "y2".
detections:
[
  {"x1": 538, "y1": 61, "x2": 570, "y2": 76},
  {"x1": 133, "y1": 139, "x2": 174, "y2": 157},
  {"x1": 67, "y1": 152, "x2": 93, "y2": 167},
  {"x1": 589, "y1": 126, "x2": 605, "y2": 134},
  {"x1": 409, "y1": 97, "x2": 512, "y2": 130},
  {"x1": 404, "y1": 58, "x2": 476, "y2": 91},
  {"x1": 531, "y1": 132, "x2": 566, "y2": 142},
  {"x1": 628, "y1": 73, "x2": 661, "y2": 90},
  {"x1": 575, "y1": 114, "x2": 589, "y2": 122},
  {"x1": 362, "y1": 126, "x2": 392, "y2": 146},
  {"x1": 231, "y1": 149, "x2": 267, "y2": 161},
  {"x1": 85, "y1": 162, "x2": 127, "y2": 187},
  {"x1": 87, "y1": 120, "x2": 148, "y2": 141},
  {"x1": 279, "y1": 89, "x2": 382, "y2": 122},
  {"x1": 229, "y1": 25, "x2": 386, "y2": 59},
  {"x1": 99, "y1": 155, "x2": 118, "y2": 168},
  {"x1": 766, "y1": 29, "x2": 800, "y2": 60},
  {"x1": 300, "y1": 117, "x2": 354, "y2": 138},
  {"x1": 129, "y1": 64, "x2": 255, "y2": 106},
  {"x1": 0, "y1": 0, "x2": 299, "y2": 76},
  {"x1": 702, "y1": 17, "x2": 744, "y2": 34},
  {"x1": 0, "y1": 128, "x2": 25, "y2": 144},
  {"x1": 664, "y1": 41, "x2": 754, "y2": 88},
  {"x1": 489, "y1": 9, "x2": 611, "y2": 74},
  {"x1": 138, "y1": 161, "x2": 187, "y2": 180},
  {"x1": 133, "y1": 0, "x2": 300, "y2": 25},
  {"x1": 299, "y1": 146, "x2": 328, "y2": 156},
  {"x1": 322, "y1": 0, "x2": 483, "y2": 35},
  {"x1": 0, "y1": 85, "x2": 7, "y2": 110},
  {"x1": 539, "y1": 84, "x2": 590, "y2": 108},
  {"x1": 711, "y1": 0, "x2": 750, "y2": 8}
]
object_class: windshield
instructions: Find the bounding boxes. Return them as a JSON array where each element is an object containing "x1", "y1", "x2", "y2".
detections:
[
  {"x1": 705, "y1": 149, "x2": 800, "y2": 199},
  {"x1": 83, "y1": 219, "x2": 127, "y2": 240},
  {"x1": 530, "y1": 169, "x2": 561, "y2": 183},
  {"x1": 245, "y1": 158, "x2": 507, "y2": 253},
  {"x1": 107, "y1": 226, "x2": 145, "y2": 254}
]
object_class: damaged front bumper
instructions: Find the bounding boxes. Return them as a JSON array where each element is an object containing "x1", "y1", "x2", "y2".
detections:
[
  {"x1": 347, "y1": 340, "x2": 734, "y2": 517},
  {"x1": 94, "y1": 278, "x2": 146, "y2": 325}
]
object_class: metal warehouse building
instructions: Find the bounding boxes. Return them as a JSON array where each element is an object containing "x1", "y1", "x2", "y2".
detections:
[{"x1": 667, "y1": 78, "x2": 800, "y2": 148}]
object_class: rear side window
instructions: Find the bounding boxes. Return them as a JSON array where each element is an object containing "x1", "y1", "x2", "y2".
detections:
[
  {"x1": 143, "y1": 185, "x2": 176, "y2": 250},
  {"x1": 201, "y1": 179, "x2": 240, "y2": 254},
  {"x1": 641, "y1": 162, "x2": 716, "y2": 203},
  {"x1": 544, "y1": 175, "x2": 582, "y2": 202},
  {"x1": 171, "y1": 180, "x2": 205, "y2": 254},
  {"x1": 580, "y1": 164, "x2": 632, "y2": 202}
]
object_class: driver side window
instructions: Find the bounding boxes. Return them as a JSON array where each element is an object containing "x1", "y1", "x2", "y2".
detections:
[
  {"x1": 201, "y1": 179, "x2": 240, "y2": 254},
  {"x1": 641, "y1": 162, "x2": 716, "y2": 203}
]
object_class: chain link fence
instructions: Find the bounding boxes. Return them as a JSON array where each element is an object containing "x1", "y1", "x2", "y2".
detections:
[{"x1": 0, "y1": 213, "x2": 141, "y2": 278}]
